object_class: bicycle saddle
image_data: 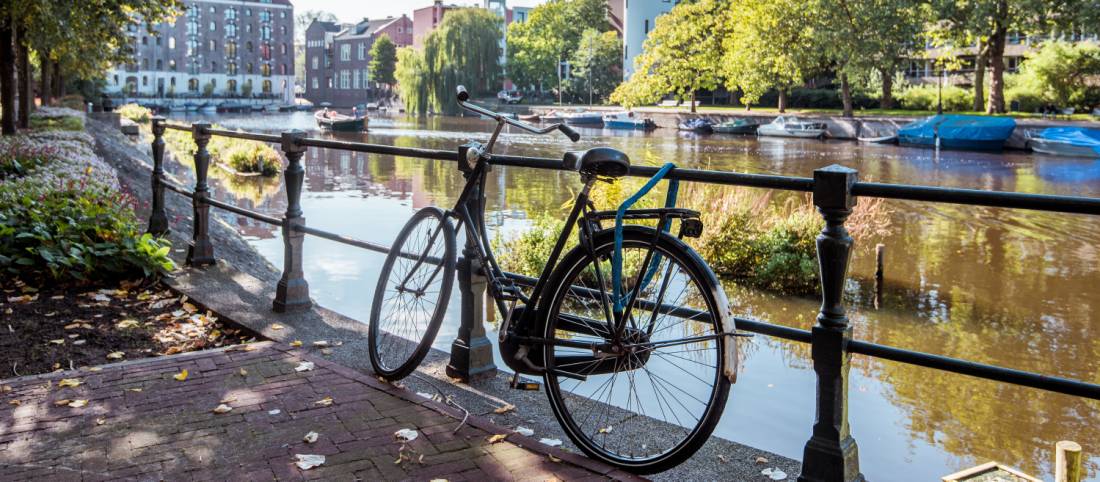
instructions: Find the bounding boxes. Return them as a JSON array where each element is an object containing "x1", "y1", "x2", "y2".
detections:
[{"x1": 563, "y1": 147, "x2": 630, "y2": 178}]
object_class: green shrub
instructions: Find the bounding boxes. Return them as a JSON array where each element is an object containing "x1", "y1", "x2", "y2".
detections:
[
  {"x1": 117, "y1": 103, "x2": 152, "y2": 123},
  {"x1": 896, "y1": 84, "x2": 974, "y2": 112},
  {"x1": 1014, "y1": 40, "x2": 1100, "y2": 110},
  {"x1": 224, "y1": 144, "x2": 281, "y2": 176},
  {"x1": 0, "y1": 138, "x2": 61, "y2": 179},
  {"x1": 56, "y1": 94, "x2": 87, "y2": 111},
  {"x1": 29, "y1": 115, "x2": 85, "y2": 131},
  {"x1": 0, "y1": 177, "x2": 175, "y2": 281},
  {"x1": 754, "y1": 87, "x2": 877, "y2": 110},
  {"x1": 696, "y1": 209, "x2": 822, "y2": 295}
]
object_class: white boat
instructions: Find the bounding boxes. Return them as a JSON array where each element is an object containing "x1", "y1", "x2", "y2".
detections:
[
  {"x1": 198, "y1": 103, "x2": 217, "y2": 114},
  {"x1": 757, "y1": 116, "x2": 828, "y2": 139}
]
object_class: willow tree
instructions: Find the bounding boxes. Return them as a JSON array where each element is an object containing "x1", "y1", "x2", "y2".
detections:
[
  {"x1": 721, "y1": 0, "x2": 818, "y2": 112},
  {"x1": 395, "y1": 8, "x2": 501, "y2": 116},
  {"x1": 610, "y1": 0, "x2": 728, "y2": 111}
]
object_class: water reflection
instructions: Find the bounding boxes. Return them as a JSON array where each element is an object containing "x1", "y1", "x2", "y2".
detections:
[{"x1": 164, "y1": 111, "x2": 1100, "y2": 481}]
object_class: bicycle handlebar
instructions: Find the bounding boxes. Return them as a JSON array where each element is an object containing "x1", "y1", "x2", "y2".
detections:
[{"x1": 456, "y1": 85, "x2": 580, "y2": 142}]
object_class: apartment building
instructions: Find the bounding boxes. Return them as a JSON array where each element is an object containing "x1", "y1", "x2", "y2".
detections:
[
  {"x1": 905, "y1": 32, "x2": 1100, "y2": 85},
  {"x1": 303, "y1": 15, "x2": 413, "y2": 107},
  {"x1": 105, "y1": 0, "x2": 296, "y2": 103}
]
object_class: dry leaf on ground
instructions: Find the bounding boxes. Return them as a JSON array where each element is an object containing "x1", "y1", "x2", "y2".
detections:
[
  {"x1": 314, "y1": 396, "x2": 333, "y2": 407},
  {"x1": 106, "y1": 352, "x2": 125, "y2": 360},
  {"x1": 303, "y1": 431, "x2": 319, "y2": 443},
  {"x1": 294, "y1": 454, "x2": 325, "y2": 470},
  {"x1": 548, "y1": 454, "x2": 562, "y2": 463},
  {"x1": 239, "y1": 368, "x2": 248, "y2": 376},
  {"x1": 48, "y1": 339, "x2": 65, "y2": 345},
  {"x1": 212, "y1": 404, "x2": 233, "y2": 414},
  {"x1": 95, "y1": 418, "x2": 105, "y2": 425},
  {"x1": 58, "y1": 378, "x2": 82, "y2": 388},
  {"x1": 493, "y1": 403, "x2": 515, "y2": 414},
  {"x1": 115, "y1": 319, "x2": 139, "y2": 329},
  {"x1": 173, "y1": 369, "x2": 189, "y2": 381},
  {"x1": 487, "y1": 434, "x2": 508, "y2": 444},
  {"x1": 68, "y1": 400, "x2": 87, "y2": 408},
  {"x1": 289, "y1": 340, "x2": 303, "y2": 347},
  {"x1": 271, "y1": 324, "x2": 285, "y2": 331},
  {"x1": 312, "y1": 340, "x2": 330, "y2": 347}
]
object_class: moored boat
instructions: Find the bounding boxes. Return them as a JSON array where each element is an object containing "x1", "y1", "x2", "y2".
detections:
[
  {"x1": 540, "y1": 110, "x2": 564, "y2": 123},
  {"x1": 857, "y1": 135, "x2": 898, "y2": 144},
  {"x1": 757, "y1": 116, "x2": 827, "y2": 139},
  {"x1": 518, "y1": 113, "x2": 540, "y2": 122},
  {"x1": 712, "y1": 118, "x2": 758, "y2": 135},
  {"x1": 184, "y1": 102, "x2": 200, "y2": 112},
  {"x1": 199, "y1": 103, "x2": 218, "y2": 114},
  {"x1": 315, "y1": 109, "x2": 368, "y2": 132},
  {"x1": 1028, "y1": 127, "x2": 1100, "y2": 158},
  {"x1": 563, "y1": 111, "x2": 604, "y2": 126},
  {"x1": 678, "y1": 118, "x2": 714, "y2": 133},
  {"x1": 897, "y1": 114, "x2": 1015, "y2": 151},
  {"x1": 602, "y1": 112, "x2": 656, "y2": 130}
]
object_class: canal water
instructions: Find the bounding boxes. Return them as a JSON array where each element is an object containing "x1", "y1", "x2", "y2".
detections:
[{"x1": 166, "y1": 111, "x2": 1100, "y2": 481}]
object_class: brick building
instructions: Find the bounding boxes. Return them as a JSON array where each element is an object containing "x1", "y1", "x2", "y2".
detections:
[
  {"x1": 303, "y1": 16, "x2": 413, "y2": 107},
  {"x1": 104, "y1": 0, "x2": 296, "y2": 103}
]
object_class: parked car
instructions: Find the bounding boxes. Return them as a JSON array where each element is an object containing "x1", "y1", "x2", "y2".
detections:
[{"x1": 497, "y1": 90, "x2": 524, "y2": 104}]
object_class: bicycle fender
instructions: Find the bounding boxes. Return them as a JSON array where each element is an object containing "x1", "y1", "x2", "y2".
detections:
[{"x1": 711, "y1": 286, "x2": 739, "y2": 384}]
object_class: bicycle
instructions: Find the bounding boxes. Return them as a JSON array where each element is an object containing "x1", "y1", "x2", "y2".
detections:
[{"x1": 369, "y1": 86, "x2": 744, "y2": 473}]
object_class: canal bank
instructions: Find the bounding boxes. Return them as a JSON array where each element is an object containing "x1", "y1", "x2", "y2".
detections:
[
  {"x1": 87, "y1": 116, "x2": 803, "y2": 481},
  {"x1": 523, "y1": 104, "x2": 1100, "y2": 149}
]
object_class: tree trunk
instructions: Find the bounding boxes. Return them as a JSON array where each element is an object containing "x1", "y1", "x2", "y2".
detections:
[
  {"x1": 840, "y1": 72, "x2": 854, "y2": 117},
  {"x1": 0, "y1": 16, "x2": 16, "y2": 135},
  {"x1": 52, "y1": 60, "x2": 63, "y2": 98},
  {"x1": 16, "y1": 24, "x2": 31, "y2": 129},
  {"x1": 39, "y1": 53, "x2": 51, "y2": 106},
  {"x1": 690, "y1": 90, "x2": 696, "y2": 113},
  {"x1": 778, "y1": 88, "x2": 787, "y2": 113},
  {"x1": 986, "y1": 3, "x2": 1008, "y2": 114},
  {"x1": 880, "y1": 67, "x2": 894, "y2": 109},
  {"x1": 973, "y1": 40, "x2": 987, "y2": 112}
]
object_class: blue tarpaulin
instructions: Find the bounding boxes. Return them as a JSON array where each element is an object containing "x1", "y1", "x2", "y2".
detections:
[
  {"x1": 1038, "y1": 127, "x2": 1100, "y2": 156},
  {"x1": 898, "y1": 115, "x2": 1016, "y2": 150}
]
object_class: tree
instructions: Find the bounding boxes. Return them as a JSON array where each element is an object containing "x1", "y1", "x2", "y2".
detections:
[
  {"x1": 506, "y1": 0, "x2": 610, "y2": 92},
  {"x1": 569, "y1": 30, "x2": 621, "y2": 104},
  {"x1": 368, "y1": 33, "x2": 397, "y2": 92},
  {"x1": 1015, "y1": 41, "x2": 1100, "y2": 109},
  {"x1": 721, "y1": 0, "x2": 818, "y2": 112},
  {"x1": 294, "y1": 10, "x2": 336, "y2": 45},
  {"x1": 610, "y1": 0, "x2": 728, "y2": 112},
  {"x1": 395, "y1": 8, "x2": 502, "y2": 115}
]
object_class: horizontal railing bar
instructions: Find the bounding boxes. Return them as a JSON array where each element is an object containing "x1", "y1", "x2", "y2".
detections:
[
  {"x1": 848, "y1": 339, "x2": 1100, "y2": 400},
  {"x1": 298, "y1": 138, "x2": 458, "y2": 161},
  {"x1": 163, "y1": 123, "x2": 190, "y2": 132},
  {"x1": 204, "y1": 197, "x2": 283, "y2": 225},
  {"x1": 852, "y1": 182, "x2": 1100, "y2": 216},
  {"x1": 295, "y1": 224, "x2": 392, "y2": 255},
  {"x1": 158, "y1": 177, "x2": 193, "y2": 196},
  {"x1": 205, "y1": 128, "x2": 282, "y2": 143}
]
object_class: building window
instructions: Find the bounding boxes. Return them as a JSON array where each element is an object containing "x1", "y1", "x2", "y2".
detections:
[
  {"x1": 187, "y1": 6, "x2": 198, "y2": 18},
  {"x1": 156, "y1": 59, "x2": 163, "y2": 69},
  {"x1": 227, "y1": 62, "x2": 237, "y2": 75},
  {"x1": 209, "y1": 21, "x2": 216, "y2": 32},
  {"x1": 208, "y1": 39, "x2": 216, "y2": 51},
  {"x1": 280, "y1": 11, "x2": 286, "y2": 19},
  {"x1": 142, "y1": 58, "x2": 148, "y2": 69},
  {"x1": 155, "y1": 36, "x2": 161, "y2": 46},
  {"x1": 312, "y1": 78, "x2": 318, "y2": 89},
  {"x1": 261, "y1": 63, "x2": 271, "y2": 76},
  {"x1": 362, "y1": 69, "x2": 369, "y2": 87},
  {"x1": 262, "y1": 80, "x2": 272, "y2": 93},
  {"x1": 113, "y1": 74, "x2": 118, "y2": 84},
  {"x1": 644, "y1": 19, "x2": 649, "y2": 34},
  {"x1": 260, "y1": 10, "x2": 271, "y2": 22},
  {"x1": 280, "y1": 25, "x2": 286, "y2": 36},
  {"x1": 340, "y1": 44, "x2": 350, "y2": 61},
  {"x1": 227, "y1": 79, "x2": 237, "y2": 93},
  {"x1": 227, "y1": 7, "x2": 236, "y2": 20},
  {"x1": 312, "y1": 56, "x2": 318, "y2": 69},
  {"x1": 280, "y1": 43, "x2": 287, "y2": 55},
  {"x1": 358, "y1": 43, "x2": 366, "y2": 60},
  {"x1": 246, "y1": 24, "x2": 252, "y2": 33},
  {"x1": 188, "y1": 78, "x2": 199, "y2": 92},
  {"x1": 226, "y1": 23, "x2": 236, "y2": 37},
  {"x1": 260, "y1": 25, "x2": 271, "y2": 40},
  {"x1": 246, "y1": 62, "x2": 253, "y2": 74},
  {"x1": 226, "y1": 41, "x2": 236, "y2": 56},
  {"x1": 187, "y1": 19, "x2": 198, "y2": 35},
  {"x1": 142, "y1": 76, "x2": 148, "y2": 86},
  {"x1": 169, "y1": 37, "x2": 175, "y2": 49},
  {"x1": 141, "y1": 36, "x2": 148, "y2": 45},
  {"x1": 186, "y1": 39, "x2": 197, "y2": 56},
  {"x1": 261, "y1": 42, "x2": 271, "y2": 60},
  {"x1": 246, "y1": 41, "x2": 253, "y2": 52},
  {"x1": 353, "y1": 69, "x2": 360, "y2": 89},
  {"x1": 209, "y1": 6, "x2": 216, "y2": 13},
  {"x1": 327, "y1": 77, "x2": 332, "y2": 88},
  {"x1": 211, "y1": 61, "x2": 217, "y2": 71},
  {"x1": 339, "y1": 70, "x2": 349, "y2": 89},
  {"x1": 280, "y1": 64, "x2": 287, "y2": 75},
  {"x1": 169, "y1": 59, "x2": 177, "y2": 71},
  {"x1": 246, "y1": 8, "x2": 251, "y2": 16}
]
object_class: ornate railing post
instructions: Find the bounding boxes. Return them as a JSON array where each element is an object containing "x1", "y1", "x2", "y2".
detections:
[
  {"x1": 446, "y1": 176, "x2": 498, "y2": 381},
  {"x1": 799, "y1": 164, "x2": 863, "y2": 482},
  {"x1": 273, "y1": 130, "x2": 311, "y2": 312},
  {"x1": 147, "y1": 117, "x2": 169, "y2": 236},
  {"x1": 185, "y1": 122, "x2": 215, "y2": 267}
]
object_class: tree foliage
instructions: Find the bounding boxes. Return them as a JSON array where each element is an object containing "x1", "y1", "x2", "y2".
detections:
[
  {"x1": 505, "y1": 0, "x2": 610, "y2": 91},
  {"x1": 611, "y1": 0, "x2": 728, "y2": 110},
  {"x1": 294, "y1": 10, "x2": 337, "y2": 44},
  {"x1": 368, "y1": 34, "x2": 397, "y2": 87},
  {"x1": 395, "y1": 8, "x2": 502, "y2": 115},
  {"x1": 721, "y1": 0, "x2": 818, "y2": 110},
  {"x1": 1014, "y1": 41, "x2": 1100, "y2": 109},
  {"x1": 568, "y1": 30, "x2": 621, "y2": 103}
]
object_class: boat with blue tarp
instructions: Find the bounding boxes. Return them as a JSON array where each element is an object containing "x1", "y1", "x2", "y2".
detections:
[
  {"x1": 897, "y1": 114, "x2": 1016, "y2": 151},
  {"x1": 1027, "y1": 127, "x2": 1100, "y2": 158},
  {"x1": 603, "y1": 112, "x2": 656, "y2": 130}
]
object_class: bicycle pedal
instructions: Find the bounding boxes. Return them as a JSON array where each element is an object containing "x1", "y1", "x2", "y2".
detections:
[{"x1": 509, "y1": 373, "x2": 541, "y2": 391}]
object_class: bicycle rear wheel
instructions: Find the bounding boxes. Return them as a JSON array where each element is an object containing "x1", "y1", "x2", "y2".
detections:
[
  {"x1": 369, "y1": 207, "x2": 456, "y2": 381},
  {"x1": 540, "y1": 226, "x2": 732, "y2": 474}
]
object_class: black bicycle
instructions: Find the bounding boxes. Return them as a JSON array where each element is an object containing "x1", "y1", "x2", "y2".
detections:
[{"x1": 369, "y1": 86, "x2": 743, "y2": 473}]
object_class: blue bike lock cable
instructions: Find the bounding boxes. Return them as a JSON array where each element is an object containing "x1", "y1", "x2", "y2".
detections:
[{"x1": 612, "y1": 162, "x2": 679, "y2": 314}]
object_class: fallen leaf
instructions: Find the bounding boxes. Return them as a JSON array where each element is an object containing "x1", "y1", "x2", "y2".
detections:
[
  {"x1": 44, "y1": 311, "x2": 57, "y2": 317},
  {"x1": 54, "y1": 399, "x2": 71, "y2": 406},
  {"x1": 127, "y1": 388, "x2": 142, "y2": 392},
  {"x1": 92, "y1": 294, "x2": 110, "y2": 303},
  {"x1": 115, "y1": 319, "x2": 140, "y2": 329},
  {"x1": 48, "y1": 339, "x2": 65, "y2": 345},
  {"x1": 717, "y1": 454, "x2": 729, "y2": 463},
  {"x1": 68, "y1": 400, "x2": 88, "y2": 408},
  {"x1": 182, "y1": 302, "x2": 197, "y2": 314},
  {"x1": 430, "y1": 479, "x2": 449, "y2": 482},
  {"x1": 239, "y1": 368, "x2": 248, "y2": 376},
  {"x1": 268, "y1": 409, "x2": 281, "y2": 415},
  {"x1": 598, "y1": 426, "x2": 613, "y2": 434},
  {"x1": 295, "y1": 361, "x2": 315, "y2": 372},
  {"x1": 271, "y1": 324, "x2": 285, "y2": 331},
  {"x1": 514, "y1": 426, "x2": 534, "y2": 437},
  {"x1": 312, "y1": 340, "x2": 330, "y2": 347},
  {"x1": 303, "y1": 431, "x2": 319, "y2": 443},
  {"x1": 538, "y1": 438, "x2": 562, "y2": 447},
  {"x1": 487, "y1": 433, "x2": 508, "y2": 444},
  {"x1": 320, "y1": 348, "x2": 333, "y2": 355},
  {"x1": 8, "y1": 400, "x2": 21, "y2": 406},
  {"x1": 219, "y1": 396, "x2": 237, "y2": 404},
  {"x1": 58, "y1": 378, "x2": 82, "y2": 388},
  {"x1": 416, "y1": 392, "x2": 433, "y2": 399},
  {"x1": 212, "y1": 404, "x2": 233, "y2": 414},
  {"x1": 289, "y1": 340, "x2": 303, "y2": 348},
  {"x1": 86, "y1": 367, "x2": 102, "y2": 372},
  {"x1": 294, "y1": 454, "x2": 325, "y2": 470},
  {"x1": 493, "y1": 403, "x2": 515, "y2": 414},
  {"x1": 0, "y1": 386, "x2": 10, "y2": 393},
  {"x1": 95, "y1": 418, "x2": 106, "y2": 425},
  {"x1": 548, "y1": 454, "x2": 562, "y2": 463},
  {"x1": 106, "y1": 352, "x2": 125, "y2": 360},
  {"x1": 170, "y1": 310, "x2": 186, "y2": 318},
  {"x1": 394, "y1": 428, "x2": 418, "y2": 442},
  {"x1": 208, "y1": 329, "x2": 221, "y2": 340},
  {"x1": 173, "y1": 369, "x2": 188, "y2": 381},
  {"x1": 418, "y1": 454, "x2": 424, "y2": 464},
  {"x1": 755, "y1": 456, "x2": 769, "y2": 464},
  {"x1": 314, "y1": 396, "x2": 333, "y2": 407}
]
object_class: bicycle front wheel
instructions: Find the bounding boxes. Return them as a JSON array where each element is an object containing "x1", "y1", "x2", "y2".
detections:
[
  {"x1": 369, "y1": 207, "x2": 456, "y2": 381},
  {"x1": 540, "y1": 226, "x2": 732, "y2": 474}
]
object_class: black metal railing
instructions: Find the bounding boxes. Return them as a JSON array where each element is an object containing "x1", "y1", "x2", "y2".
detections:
[{"x1": 146, "y1": 117, "x2": 1100, "y2": 482}]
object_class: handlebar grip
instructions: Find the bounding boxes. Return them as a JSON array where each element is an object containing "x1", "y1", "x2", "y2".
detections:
[
  {"x1": 558, "y1": 123, "x2": 581, "y2": 142},
  {"x1": 456, "y1": 85, "x2": 469, "y2": 102}
]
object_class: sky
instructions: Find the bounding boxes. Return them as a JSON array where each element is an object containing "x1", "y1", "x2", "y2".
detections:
[{"x1": 295, "y1": 0, "x2": 548, "y2": 24}]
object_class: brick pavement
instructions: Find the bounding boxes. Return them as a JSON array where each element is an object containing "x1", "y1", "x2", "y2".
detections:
[{"x1": 0, "y1": 342, "x2": 642, "y2": 481}]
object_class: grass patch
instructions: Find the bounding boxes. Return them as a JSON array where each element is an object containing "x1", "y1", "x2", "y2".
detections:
[
  {"x1": 163, "y1": 125, "x2": 282, "y2": 177},
  {"x1": 29, "y1": 115, "x2": 85, "y2": 131},
  {"x1": 117, "y1": 103, "x2": 153, "y2": 123}
]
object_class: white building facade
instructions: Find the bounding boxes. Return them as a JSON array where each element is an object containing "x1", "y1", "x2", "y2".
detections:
[{"x1": 621, "y1": 0, "x2": 679, "y2": 79}]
